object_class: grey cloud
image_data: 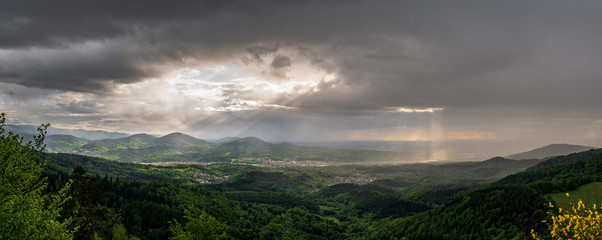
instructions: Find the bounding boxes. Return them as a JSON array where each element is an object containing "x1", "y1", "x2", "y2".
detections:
[
  {"x1": 0, "y1": 1, "x2": 433, "y2": 92},
  {"x1": 269, "y1": 55, "x2": 292, "y2": 79},
  {"x1": 0, "y1": 82, "x2": 55, "y2": 100},
  {"x1": 2, "y1": 0, "x2": 602, "y2": 144},
  {"x1": 298, "y1": 47, "x2": 321, "y2": 65},
  {"x1": 246, "y1": 44, "x2": 280, "y2": 63},
  {"x1": 298, "y1": 47, "x2": 336, "y2": 73},
  {"x1": 0, "y1": 39, "x2": 162, "y2": 93},
  {"x1": 0, "y1": 1, "x2": 272, "y2": 48},
  {"x1": 270, "y1": 55, "x2": 291, "y2": 69},
  {"x1": 59, "y1": 101, "x2": 104, "y2": 114}
]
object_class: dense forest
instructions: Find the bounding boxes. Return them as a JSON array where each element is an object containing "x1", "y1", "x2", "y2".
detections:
[{"x1": 2, "y1": 117, "x2": 602, "y2": 239}]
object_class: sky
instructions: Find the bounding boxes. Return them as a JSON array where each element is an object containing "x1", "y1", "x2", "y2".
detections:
[{"x1": 1, "y1": 0, "x2": 602, "y2": 146}]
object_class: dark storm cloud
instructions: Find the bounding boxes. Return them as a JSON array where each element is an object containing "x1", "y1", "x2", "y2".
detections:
[
  {"x1": 246, "y1": 44, "x2": 280, "y2": 63},
  {"x1": 270, "y1": 55, "x2": 291, "y2": 69},
  {"x1": 297, "y1": 47, "x2": 336, "y2": 73},
  {"x1": 0, "y1": 1, "x2": 294, "y2": 48},
  {"x1": 0, "y1": 83, "x2": 55, "y2": 100},
  {"x1": 269, "y1": 55, "x2": 292, "y2": 79},
  {"x1": 2, "y1": 0, "x2": 602, "y2": 116},
  {"x1": 0, "y1": 0, "x2": 305, "y2": 92},
  {"x1": 0, "y1": 41, "x2": 159, "y2": 92},
  {"x1": 282, "y1": 1, "x2": 602, "y2": 113}
]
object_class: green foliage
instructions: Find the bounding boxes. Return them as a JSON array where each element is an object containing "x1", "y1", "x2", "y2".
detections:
[
  {"x1": 0, "y1": 113, "x2": 72, "y2": 239},
  {"x1": 368, "y1": 185, "x2": 548, "y2": 240},
  {"x1": 25, "y1": 112, "x2": 602, "y2": 240},
  {"x1": 259, "y1": 207, "x2": 342, "y2": 240},
  {"x1": 226, "y1": 191, "x2": 320, "y2": 212},
  {"x1": 50, "y1": 133, "x2": 421, "y2": 164},
  {"x1": 548, "y1": 182, "x2": 602, "y2": 211},
  {"x1": 61, "y1": 166, "x2": 130, "y2": 240},
  {"x1": 224, "y1": 171, "x2": 297, "y2": 192},
  {"x1": 45, "y1": 135, "x2": 89, "y2": 153},
  {"x1": 45, "y1": 153, "x2": 206, "y2": 182},
  {"x1": 496, "y1": 148, "x2": 602, "y2": 194},
  {"x1": 404, "y1": 187, "x2": 471, "y2": 206},
  {"x1": 38, "y1": 147, "x2": 564, "y2": 239},
  {"x1": 353, "y1": 190, "x2": 430, "y2": 218},
  {"x1": 80, "y1": 134, "x2": 158, "y2": 151},
  {"x1": 532, "y1": 196, "x2": 602, "y2": 240},
  {"x1": 111, "y1": 224, "x2": 140, "y2": 240},
  {"x1": 169, "y1": 209, "x2": 232, "y2": 240}
]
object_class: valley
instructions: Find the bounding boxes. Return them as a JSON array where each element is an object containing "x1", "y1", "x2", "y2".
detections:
[{"x1": 4, "y1": 122, "x2": 602, "y2": 239}]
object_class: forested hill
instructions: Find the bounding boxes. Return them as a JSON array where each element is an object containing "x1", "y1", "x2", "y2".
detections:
[
  {"x1": 45, "y1": 129, "x2": 597, "y2": 165},
  {"x1": 368, "y1": 185, "x2": 548, "y2": 239},
  {"x1": 505, "y1": 143, "x2": 597, "y2": 160},
  {"x1": 366, "y1": 148, "x2": 602, "y2": 239},
  {"x1": 7, "y1": 119, "x2": 602, "y2": 239},
  {"x1": 46, "y1": 133, "x2": 418, "y2": 163},
  {"x1": 5, "y1": 124, "x2": 129, "y2": 140},
  {"x1": 36, "y1": 149, "x2": 557, "y2": 239},
  {"x1": 38, "y1": 150, "x2": 564, "y2": 239},
  {"x1": 45, "y1": 134, "x2": 89, "y2": 152},
  {"x1": 496, "y1": 148, "x2": 602, "y2": 193}
]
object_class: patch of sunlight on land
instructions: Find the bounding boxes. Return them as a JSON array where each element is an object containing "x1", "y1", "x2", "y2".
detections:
[
  {"x1": 548, "y1": 182, "x2": 602, "y2": 210},
  {"x1": 323, "y1": 216, "x2": 340, "y2": 225},
  {"x1": 319, "y1": 205, "x2": 341, "y2": 224}
]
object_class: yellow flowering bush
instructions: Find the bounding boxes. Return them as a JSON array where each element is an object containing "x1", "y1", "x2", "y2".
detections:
[{"x1": 532, "y1": 193, "x2": 602, "y2": 240}]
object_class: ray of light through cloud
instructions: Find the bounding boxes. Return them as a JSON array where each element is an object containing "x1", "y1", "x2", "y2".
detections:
[{"x1": 0, "y1": 0, "x2": 601, "y2": 152}]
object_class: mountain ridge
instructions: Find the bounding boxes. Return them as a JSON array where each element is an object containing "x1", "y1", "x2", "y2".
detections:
[
  {"x1": 505, "y1": 143, "x2": 597, "y2": 160},
  {"x1": 157, "y1": 132, "x2": 207, "y2": 146},
  {"x1": 41, "y1": 130, "x2": 599, "y2": 167},
  {"x1": 6, "y1": 124, "x2": 129, "y2": 140}
]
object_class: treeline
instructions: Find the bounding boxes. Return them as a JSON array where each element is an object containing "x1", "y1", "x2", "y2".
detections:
[
  {"x1": 43, "y1": 165, "x2": 348, "y2": 240},
  {"x1": 42, "y1": 148, "x2": 602, "y2": 240},
  {"x1": 6, "y1": 116, "x2": 602, "y2": 239},
  {"x1": 359, "y1": 149, "x2": 602, "y2": 239},
  {"x1": 496, "y1": 148, "x2": 602, "y2": 194},
  {"x1": 366, "y1": 185, "x2": 548, "y2": 239},
  {"x1": 225, "y1": 191, "x2": 320, "y2": 212}
]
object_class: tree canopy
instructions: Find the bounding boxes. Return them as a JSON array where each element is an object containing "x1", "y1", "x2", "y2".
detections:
[{"x1": 0, "y1": 113, "x2": 72, "y2": 239}]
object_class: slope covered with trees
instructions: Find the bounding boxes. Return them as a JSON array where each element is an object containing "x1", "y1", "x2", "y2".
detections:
[
  {"x1": 48, "y1": 134, "x2": 419, "y2": 164},
  {"x1": 0, "y1": 114, "x2": 71, "y2": 239},
  {"x1": 4, "y1": 112, "x2": 602, "y2": 239},
  {"x1": 505, "y1": 144, "x2": 597, "y2": 160},
  {"x1": 496, "y1": 148, "x2": 602, "y2": 194},
  {"x1": 365, "y1": 146, "x2": 602, "y2": 239}
]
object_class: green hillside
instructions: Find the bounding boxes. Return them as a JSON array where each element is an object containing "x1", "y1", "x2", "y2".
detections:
[
  {"x1": 9, "y1": 120, "x2": 602, "y2": 239},
  {"x1": 48, "y1": 133, "x2": 422, "y2": 163},
  {"x1": 368, "y1": 185, "x2": 548, "y2": 240},
  {"x1": 45, "y1": 134, "x2": 89, "y2": 152},
  {"x1": 505, "y1": 143, "x2": 597, "y2": 160},
  {"x1": 157, "y1": 132, "x2": 207, "y2": 146},
  {"x1": 363, "y1": 148, "x2": 602, "y2": 239},
  {"x1": 40, "y1": 151, "x2": 551, "y2": 239},
  {"x1": 495, "y1": 148, "x2": 602, "y2": 194},
  {"x1": 549, "y1": 182, "x2": 602, "y2": 210},
  {"x1": 79, "y1": 133, "x2": 157, "y2": 151},
  {"x1": 44, "y1": 153, "x2": 253, "y2": 183},
  {"x1": 73, "y1": 133, "x2": 211, "y2": 162}
]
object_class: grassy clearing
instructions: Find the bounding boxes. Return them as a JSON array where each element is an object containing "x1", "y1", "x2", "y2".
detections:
[{"x1": 549, "y1": 182, "x2": 602, "y2": 210}]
